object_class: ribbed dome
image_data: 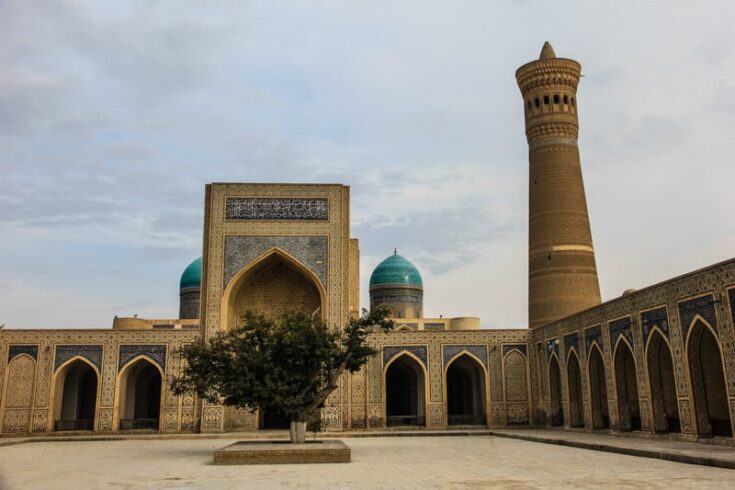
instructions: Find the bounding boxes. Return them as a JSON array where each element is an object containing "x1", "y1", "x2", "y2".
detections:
[
  {"x1": 180, "y1": 257, "x2": 202, "y2": 290},
  {"x1": 369, "y1": 253, "x2": 423, "y2": 289}
]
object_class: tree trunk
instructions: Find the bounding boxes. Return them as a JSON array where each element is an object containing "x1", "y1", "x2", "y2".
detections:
[{"x1": 290, "y1": 420, "x2": 307, "y2": 443}]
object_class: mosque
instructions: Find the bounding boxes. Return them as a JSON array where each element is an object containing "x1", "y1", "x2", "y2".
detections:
[{"x1": 1, "y1": 43, "x2": 734, "y2": 443}]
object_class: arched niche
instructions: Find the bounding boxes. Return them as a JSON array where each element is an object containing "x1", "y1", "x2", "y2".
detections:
[
  {"x1": 548, "y1": 355, "x2": 563, "y2": 427},
  {"x1": 687, "y1": 319, "x2": 732, "y2": 437},
  {"x1": 587, "y1": 344, "x2": 609, "y2": 429},
  {"x1": 504, "y1": 349, "x2": 529, "y2": 425},
  {"x1": 566, "y1": 350, "x2": 584, "y2": 428},
  {"x1": 117, "y1": 357, "x2": 163, "y2": 431},
  {"x1": 614, "y1": 339, "x2": 641, "y2": 431},
  {"x1": 384, "y1": 353, "x2": 426, "y2": 427},
  {"x1": 646, "y1": 329, "x2": 680, "y2": 433},
  {"x1": 221, "y1": 248, "x2": 326, "y2": 330},
  {"x1": 445, "y1": 352, "x2": 487, "y2": 426},
  {"x1": 53, "y1": 357, "x2": 99, "y2": 431}
]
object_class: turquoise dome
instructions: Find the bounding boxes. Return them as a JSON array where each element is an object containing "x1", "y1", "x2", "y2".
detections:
[
  {"x1": 369, "y1": 253, "x2": 423, "y2": 289},
  {"x1": 180, "y1": 257, "x2": 202, "y2": 290}
]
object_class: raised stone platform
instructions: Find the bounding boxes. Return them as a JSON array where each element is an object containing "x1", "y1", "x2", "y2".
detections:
[{"x1": 213, "y1": 439, "x2": 351, "y2": 465}]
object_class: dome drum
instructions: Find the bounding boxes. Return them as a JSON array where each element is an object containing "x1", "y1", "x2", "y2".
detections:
[
  {"x1": 369, "y1": 253, "x2": 424, "y2": 320},
  {"x1": 179, "y1": 257, "x2": 202, "y2": 320}
]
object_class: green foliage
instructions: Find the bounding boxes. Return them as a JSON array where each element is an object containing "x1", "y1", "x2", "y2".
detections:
[{"x1": 171, "y1": 306, "x2": 394, "y2": 423}]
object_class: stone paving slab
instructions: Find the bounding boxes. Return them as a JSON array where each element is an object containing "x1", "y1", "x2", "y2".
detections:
[
  {"x1": 489, "y1": 429, "x2": 735, "y2": 469},
  {"x1": 2, "y1": 436, "x2": 735, "y2": 489}
]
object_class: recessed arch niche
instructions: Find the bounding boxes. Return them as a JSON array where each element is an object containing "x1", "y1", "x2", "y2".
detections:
[
  {"x1": 384, "y1": 353, "x2": 426, "y2": 427},
  {"x1": 222, "y1": 248, "x2": 326, "y2": 329},
  {"x1": 548, "y1": 355, "x2": 563, "y2": 427},
  {"x1": 445, "y1": 353, "x2": 486, "y2": 426},
  {"x1": 53, "y1": 358, "x2": 99, "y2": 431},
  {"x1": 687, "y1": 320, "x2": 732, "y2": 437}
]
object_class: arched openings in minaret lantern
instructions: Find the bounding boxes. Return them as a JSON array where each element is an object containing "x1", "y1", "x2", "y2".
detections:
[{"x1": 525, "y1": 93, "x2": 576, "y2": 116}]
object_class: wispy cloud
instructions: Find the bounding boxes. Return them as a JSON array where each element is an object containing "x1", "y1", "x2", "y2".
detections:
[{"x1": 1, "y1": 1, "x2": 734, "y2": 328}]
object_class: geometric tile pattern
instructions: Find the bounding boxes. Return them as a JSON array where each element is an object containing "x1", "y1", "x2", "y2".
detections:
[
  {"x1": 54, "y1": 345, "x2": 103, "y2": 371},
  {"x1": 118, "y1": 345, "x2": 167, "y2": 371},
  {"x1": 443, "y1": 344, "x2": 488, "y2": 368}
]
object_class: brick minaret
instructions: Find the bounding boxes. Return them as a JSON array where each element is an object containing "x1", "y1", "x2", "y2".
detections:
[{"x1": 516, "y1": 42, "x2": 601, "y2": 329}]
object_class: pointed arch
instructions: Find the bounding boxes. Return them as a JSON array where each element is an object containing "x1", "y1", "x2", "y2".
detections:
[
  {"x1": 384, "y1": 351, "x2": 427, "y2": 427},
  {"x1": 221, "y1": 247, "x2": 327, "y2": 330},
  {"x1": 613, "y1": 337, "x2": 640, "y2": 431},
  {"x1": 114, "y1": 355, "x2": 164, "y2": 431},
  {"x1": 444, "y1": 352, "x2": 487, "y2": 426},
  {"x1": 686, "y1": 318, "x2": 732, "y2": 437},
  {"x1": 0, "y1": 353, "x2": 36, "y2": 433},
  {"x1": 548, "y1": 353, "x2": 563, "y2": 426},
  {"x1": 503, "y1": 348, "x2": 529, "y2": 425},
  {"x1": 566, "y1": 349, "x2": 584, "y2": 428},
  {"x1": 587, "y1": 343, "x2": 609, "y2": 429},
  {"x1": 51, "y1": 356, "x2": 100, "y2": 431},
  {"x1": 645, "y1": 328, "x2": 679, "y2": 433}
]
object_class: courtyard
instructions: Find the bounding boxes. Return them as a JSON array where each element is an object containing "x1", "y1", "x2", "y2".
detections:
[{"x1": 1, "y1": 435, "x2": 734, "y2": 489}]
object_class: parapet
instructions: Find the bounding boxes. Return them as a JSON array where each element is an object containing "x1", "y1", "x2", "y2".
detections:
[{"x1": 112, "y1": 317, "x2": 200, "y2": 331}]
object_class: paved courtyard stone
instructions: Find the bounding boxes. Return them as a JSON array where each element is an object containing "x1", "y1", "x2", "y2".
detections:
[{"x1": 1, "y1": 436, "x2": 735, "y2": 489}]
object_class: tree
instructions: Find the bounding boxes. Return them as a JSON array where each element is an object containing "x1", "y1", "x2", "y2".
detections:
[{"x1": 171, "y1": 306, "x2": 394, "y2": 443}]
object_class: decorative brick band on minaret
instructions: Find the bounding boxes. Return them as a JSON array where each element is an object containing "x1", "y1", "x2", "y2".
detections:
[{"x1": 516, "y1": 42, "x2": 601, "y2": 329}]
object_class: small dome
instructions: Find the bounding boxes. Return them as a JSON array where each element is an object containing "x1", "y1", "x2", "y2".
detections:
[
  {"x1": 369, "y1": 253, "x2": 423, "y2": 289},
  {"x1": 622, "y1": 288, "x2": 637, "y2": 297},
  {"x1": 180, "y1": 257, "x2": 202, "y2": 290}
]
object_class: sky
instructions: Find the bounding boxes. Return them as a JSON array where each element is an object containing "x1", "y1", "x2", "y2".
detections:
[{"x1": 1, "y1": 1, "x2": 734, "y2": 329}]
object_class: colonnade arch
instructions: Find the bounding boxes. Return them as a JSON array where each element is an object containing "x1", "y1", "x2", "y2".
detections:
[
  {"x1": 384, "y1": 353, "x2": 426, "y2": 427},
  {"x1": 445, "y1": 352, "x2": 486, "y2": 426},
  {"x1": 646, "y1": 330, "x2": 680, "y2": 433},
  {"x1": 116, "y1": 357, "x2": 163, "y2": 430},
  {"x1": 614, "y1": 339, "x2": 640, "y2": 431},
  {"x1": 587, "y1": 344, "x2": 609, "y2": 429},
  {"x1": 53, "y1": 358, "x2": 99, "y2": 431},
  {"x1": 687, "y1": 319, "x2": 732, "y2": 437},
  {"x1": 548, "y1": 355, "x2": 563, "y2": 426},
  {"x1": 566, "y1": 350, "x2": 584, "y2": 428}
]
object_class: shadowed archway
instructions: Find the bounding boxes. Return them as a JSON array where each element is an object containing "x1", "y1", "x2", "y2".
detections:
[
  {"x1": 54, "y1": 358, "x2": 98, "y2": 431},
  {"x1": 614, "y1": 340, "x2": 640, "y2": 431},
  {"x1": 588, "y1": 345, "x2": 609, "y2": 429},
  {"x1": 385, "y1": 354, "x2": 426, "y2": 427},
  {"x1": 567, "y1": 351, "x2": 584, "y2": 428},
  {"x1": 549, "y1": 355, "x2": 563, "y2": 426},
  {"x1": 688, "y1": 320, "x2": 732, "y2": 437},
  {"x1": 118, "y1": 358, "x2": 162, "y2": 430},
  {"x1": 647, "y1": 330, "x2": 680, "y2": 433},
  {"x1": 446, "y1": 353, "x2": 486, "y2": 426}
]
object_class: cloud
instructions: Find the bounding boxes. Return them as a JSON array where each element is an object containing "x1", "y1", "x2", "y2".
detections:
[{"x1": 1, "y1": 1, "x2": 734, "y2": 328}]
